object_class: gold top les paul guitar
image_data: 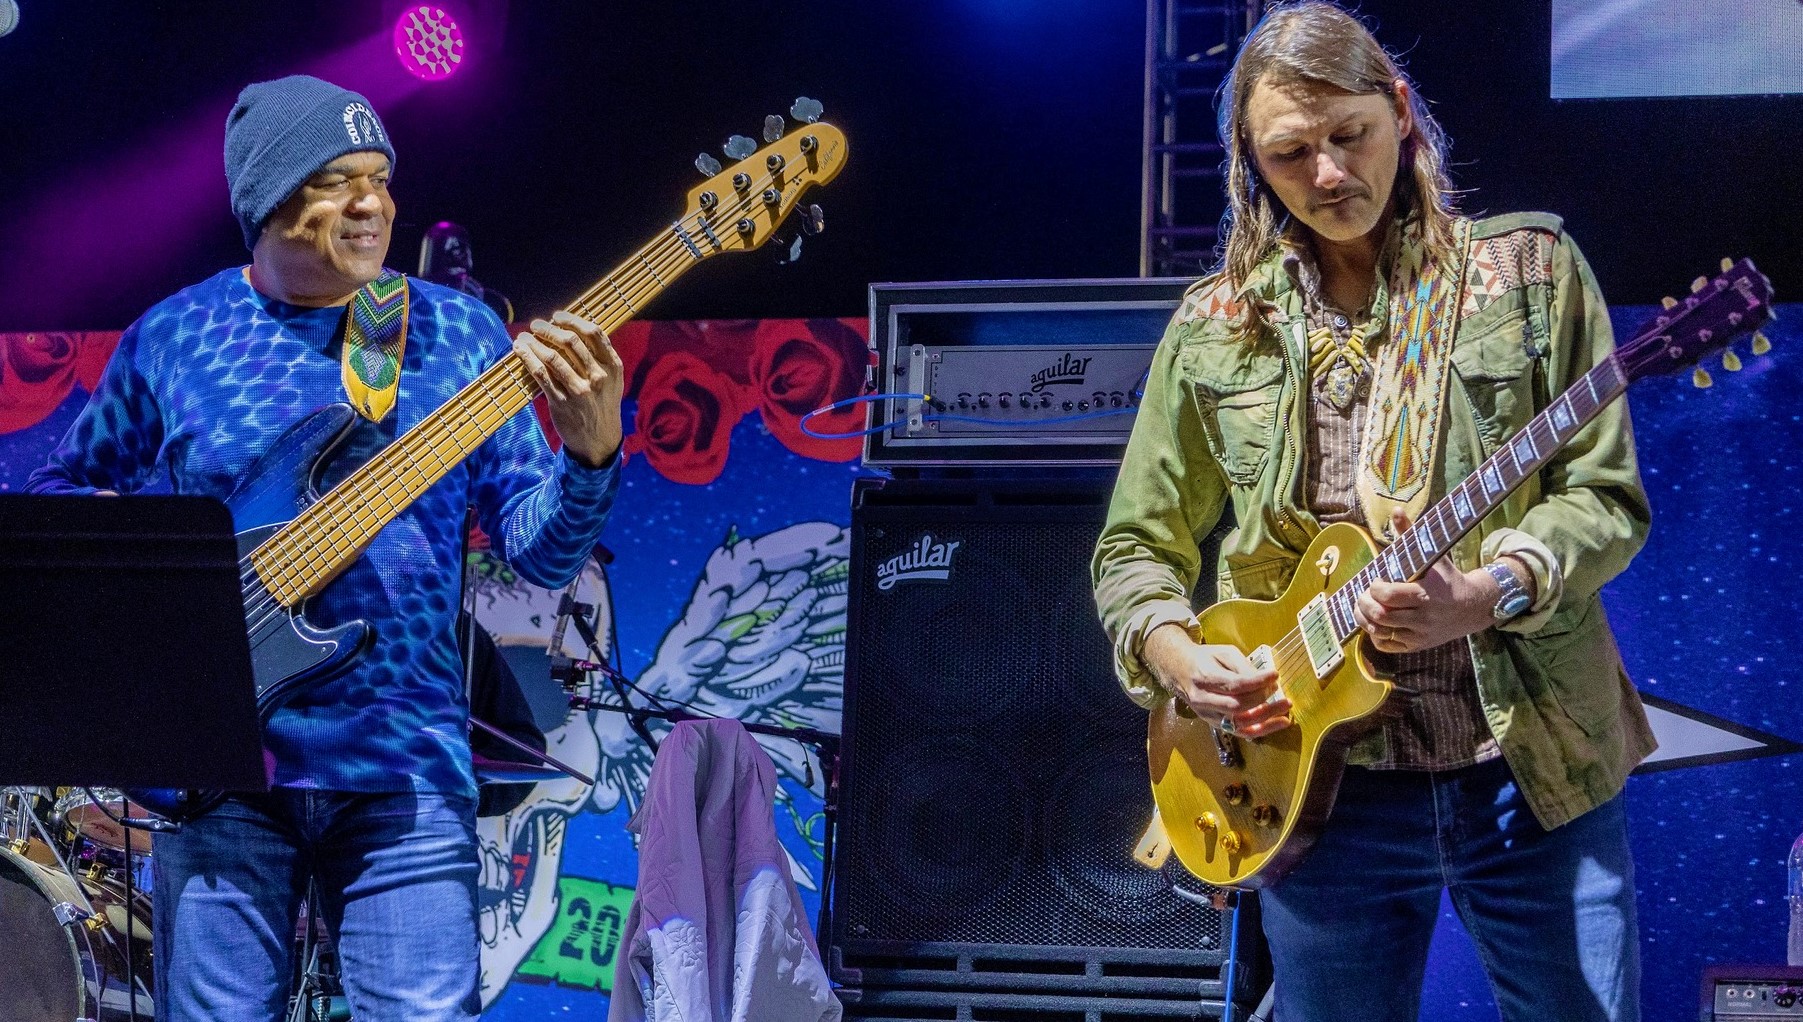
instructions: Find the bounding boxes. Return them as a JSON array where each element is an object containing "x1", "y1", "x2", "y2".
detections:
[{"x1": 1148, "y1": 259, "x2": 1774, "y2": 890}]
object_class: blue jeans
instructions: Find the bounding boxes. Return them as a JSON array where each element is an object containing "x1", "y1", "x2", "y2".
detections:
[
  {"x1": 1259, "y1": 757, "x2": 1639, "y2": 1022},
  {"x1": 151, "y1": 789, "x2": 481, "y2": 1022}
]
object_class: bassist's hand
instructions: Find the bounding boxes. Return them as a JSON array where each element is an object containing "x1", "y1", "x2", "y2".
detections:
[
  {"x1": 1142, "y1": 623, "x2": 1292, "y2": 737},
  {"x1": 515, "y1": 311, "x2": 626, "y2": 468}
]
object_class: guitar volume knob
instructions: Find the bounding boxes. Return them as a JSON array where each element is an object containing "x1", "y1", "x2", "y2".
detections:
[
  {"x1": 1252, "y1": 804, "x2": 1280, "y2": 828},
  {"x1": 1223, "y1": 783, "x2": 1249, "y2": 805},
  {"x1": 1194, "y1": 812, "x2": 1218, "y2": 832}
]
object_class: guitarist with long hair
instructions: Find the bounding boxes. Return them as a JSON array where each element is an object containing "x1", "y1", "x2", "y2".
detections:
[
  {"x1": 1093, "y1": 4, "x2": 1654, "y2": 1019},
  {"x1": 28, "y1": 76, "x2": 625, "y2": 1021}
]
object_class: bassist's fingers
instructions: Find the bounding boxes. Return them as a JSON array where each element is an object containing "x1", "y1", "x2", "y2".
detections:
[{"x1": 512, "y1": 333, "x2": 566, "y2": 401}]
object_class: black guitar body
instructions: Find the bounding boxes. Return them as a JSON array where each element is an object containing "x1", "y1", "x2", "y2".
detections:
[{"x1": 127, "y1": 405, "x2": 375, "y2": 823}]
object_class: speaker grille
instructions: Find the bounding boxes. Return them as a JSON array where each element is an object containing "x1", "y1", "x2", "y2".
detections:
[{"x1": 836, "y1": 485, "x2": 1224, "y2": 960}]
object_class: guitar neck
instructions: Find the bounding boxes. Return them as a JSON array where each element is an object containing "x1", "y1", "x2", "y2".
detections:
[
  {"x1": 248, "y1": 232, "x2": 700, "y2": 606},
  {"x1": 1319, "y1": 353, "x2": 1631, "y2": 644}
]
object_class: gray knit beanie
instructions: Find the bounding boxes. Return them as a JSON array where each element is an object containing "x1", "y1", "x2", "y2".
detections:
[{"x1": 224, "y1": 75, "x2": 397, "y2": 250}]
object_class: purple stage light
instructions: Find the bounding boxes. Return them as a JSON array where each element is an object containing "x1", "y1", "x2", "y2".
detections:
[
  {"x1": 0, "y1": 30, "x2": 429, "y2": 330},
  {"x1": 394, "y1": 5, "x2": 466, "y2": 81}
]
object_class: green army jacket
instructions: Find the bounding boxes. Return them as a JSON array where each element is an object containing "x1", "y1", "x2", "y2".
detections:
[{"x1": 1092, "y1": 212, "x2": 1657, "y2": 830}]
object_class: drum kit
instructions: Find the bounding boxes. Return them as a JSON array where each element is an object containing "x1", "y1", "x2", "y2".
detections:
[
  {"x1": 0, "y1": 785, "x2": 155, "y2": 1022},
  {"x1": 0, "y1": 785, "x2": 359, "y2": 1022}
]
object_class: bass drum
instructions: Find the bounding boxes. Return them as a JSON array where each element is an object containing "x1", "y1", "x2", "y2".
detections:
[{"x1": 0, "y1": 845, "x2": 154, "y2": 1021}]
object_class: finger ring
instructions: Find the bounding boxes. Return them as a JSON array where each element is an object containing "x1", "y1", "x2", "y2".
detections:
[{"x1": 1217, "y1": 716, "x2": 1238, "y2": 735}]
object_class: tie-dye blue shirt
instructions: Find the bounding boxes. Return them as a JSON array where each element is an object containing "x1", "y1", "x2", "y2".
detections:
[{"x1": 27, "y1": 268, "x2": 619, "y2": 796}]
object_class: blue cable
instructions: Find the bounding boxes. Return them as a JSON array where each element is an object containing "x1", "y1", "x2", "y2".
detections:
[{"x1": 799, "y1": 392, "x2": 930, "y2": 440}]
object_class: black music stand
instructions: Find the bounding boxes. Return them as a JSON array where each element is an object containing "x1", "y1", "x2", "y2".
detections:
[{"x1": 0, "y1": 494, "x2": 265, "y2": 791}]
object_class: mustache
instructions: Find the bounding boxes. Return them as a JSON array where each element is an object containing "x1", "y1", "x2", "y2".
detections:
[{"x1": 1311, "y1": 187, "x2": 1367, "y2": 210}]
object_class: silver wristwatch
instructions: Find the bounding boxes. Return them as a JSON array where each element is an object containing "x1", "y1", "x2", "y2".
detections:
[{"x1": 1484, "y1": 561, "x2": 1532, "y2": 621}]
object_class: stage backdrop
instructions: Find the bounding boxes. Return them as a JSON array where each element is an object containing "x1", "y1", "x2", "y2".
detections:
[{"x1": 1, "y1": 304, "x2": 1798, "y2": 1021}]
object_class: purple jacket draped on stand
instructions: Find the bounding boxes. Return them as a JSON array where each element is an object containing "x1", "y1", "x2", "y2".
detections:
[{"x1": 608, "y1": 717, "x2": 842, "y2": 1022}]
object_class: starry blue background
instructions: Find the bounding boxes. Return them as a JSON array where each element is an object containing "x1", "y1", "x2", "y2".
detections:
[
  {"x1": 2, "y1": 303, "x2": 1798, "y2": 1021},
  {"x1": 1418, "y1": 302, "x2": 1803, "y2": 1019}
]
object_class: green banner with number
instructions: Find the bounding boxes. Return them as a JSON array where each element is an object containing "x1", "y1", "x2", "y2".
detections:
[{"x1": 515, "y1": 877, "x2": 637, "y2": 992}]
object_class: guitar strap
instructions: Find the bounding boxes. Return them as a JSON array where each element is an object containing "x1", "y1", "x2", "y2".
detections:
[
  {"x1": 1356, "y1": 217, "x2": 1472, "y2": 536},
  {"x1": 340, "y1": 269, "x2": 410, "y2": 422}
]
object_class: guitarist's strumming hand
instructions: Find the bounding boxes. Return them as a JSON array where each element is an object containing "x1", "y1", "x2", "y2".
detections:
[
  {"x1": 1355, "y1": 509, "x2": 1535, "y2": 655},
  {"x1": 514, "y1": 310, "x2": 626, "y2": 468},
  {"x1": 1142, "y1": 622, "x2": 1293, "y2": 737}
]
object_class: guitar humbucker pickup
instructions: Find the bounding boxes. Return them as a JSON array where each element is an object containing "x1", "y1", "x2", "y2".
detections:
[{"x1": 1298, "y1": 593, "x2": 1344, "y2": 679}]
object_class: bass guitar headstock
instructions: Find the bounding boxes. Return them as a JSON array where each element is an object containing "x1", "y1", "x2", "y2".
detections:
[{"x1": 682, "y1": 99, "x2": 847, "y2": 261}]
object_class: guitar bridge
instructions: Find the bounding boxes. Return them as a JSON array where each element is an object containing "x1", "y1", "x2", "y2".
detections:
[{"x1": 1298, "y1": 593, "x2": 1344, "y2": 679}]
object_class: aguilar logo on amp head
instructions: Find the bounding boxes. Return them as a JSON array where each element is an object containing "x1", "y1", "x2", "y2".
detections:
[
  {"x1": 875, "y1": 534, "x2": 961, "y2": 590},
  {"x1": 1029, "y1": 352, "x2": 1092, "y2": 393}
]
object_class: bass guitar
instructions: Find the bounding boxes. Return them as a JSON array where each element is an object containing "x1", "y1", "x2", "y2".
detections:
[
  {"x1": 1148, "y1": 258, "x2": 1773, "y2": 889},
  {"x1": 130, "y1": 120, "x2": 848, "y2": 822}
]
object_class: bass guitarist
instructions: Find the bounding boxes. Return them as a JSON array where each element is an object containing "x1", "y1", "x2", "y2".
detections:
[
  {"x1": 1091, "y1": 4, "x2": 1655, "y2": 1020},
  {"x1": 28, "y1": 75, "x2": 625, "y2": 1022}
]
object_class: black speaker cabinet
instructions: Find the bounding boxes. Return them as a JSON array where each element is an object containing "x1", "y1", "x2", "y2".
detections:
[{"x1": 833, "y1": 477, "x2": 1256, "y2": 1017}]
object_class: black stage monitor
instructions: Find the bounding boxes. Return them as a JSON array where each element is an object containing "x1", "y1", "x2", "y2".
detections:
[{"x1": 0, "y1": 494, "x2": 265, "y2": 791}]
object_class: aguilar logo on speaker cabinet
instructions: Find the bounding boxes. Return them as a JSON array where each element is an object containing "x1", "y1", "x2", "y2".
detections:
[{"x1": 875, "y1": 533, "x2": 961, "y2": 590}]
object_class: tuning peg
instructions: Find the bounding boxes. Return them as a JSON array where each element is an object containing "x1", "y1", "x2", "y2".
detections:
[
  {"x1": 790, "y1": 97, "x2": 824, "y2": 124},
  {"x1": 773, "y1": 232, "x2": 804, "y2": 265},
  {"x1": 763, "y1": 115, "x2": 785, "y2": 143},
  {"x1": 1691, "y1": 276, "x2": 1708, "y2": 293},
  {"x1": 1723, "y1": 350, "x2": 1743, "y2": 372},
  {"x1": 1721, "y1": 257, "x2": 1735, "y2": 272},
  {"x1": 723, "y1": 135, "x2": 757, "y2": 160},
  {"x1": 1692, "y1": 366, "x2": 1713, "y2": 389},
  {"x1": 1753, "y1": 331, "x2": 1772, "y2": 355},
  {"x1": 798, "y1": 203, "x2": 825, "y2": 236},
  {"x1": 1661, "y1": 296, "x2": 1678, "y2": 309},
  {"x1": 694, "y1": 152, "x2": 722, "y2": 177}
]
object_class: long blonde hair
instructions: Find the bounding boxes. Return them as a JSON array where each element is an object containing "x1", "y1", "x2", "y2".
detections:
[{"x1": 1217, "y1": 2, "x2": 1459, "y2": 322}]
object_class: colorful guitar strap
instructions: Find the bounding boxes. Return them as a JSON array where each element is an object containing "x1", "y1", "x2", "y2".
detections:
[
  {"x1": 340, "y1": 269, "x2": 409, "y2": 422},
  {"x1": 1355, "y1": 217, "x2": 1473, "y2": 537}
]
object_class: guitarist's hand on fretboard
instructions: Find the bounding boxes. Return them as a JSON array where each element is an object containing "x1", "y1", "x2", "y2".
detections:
[
  {"x1": 1143, "y1": 622, "x2": 1294, "y2": 737},
  {"x1": 1353, "y1": 508, "x2": 1516, "y2": 655}
]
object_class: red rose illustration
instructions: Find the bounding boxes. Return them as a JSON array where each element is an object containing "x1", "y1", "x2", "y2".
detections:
[
  {"x1": 10, "y1": 332, "x2": 76, "y2": 383},
  {"x1": 623, "y1": 350, "x2": 748, "y2": 485},
  {"x1": 749, "y1": 318, "x2": 871, "y2": 462},
  {"x1": 612, "y1": 319, "x2": 759, "y2": 398},
  {"x1": 0, "y1": 332, "x2": 84, "y2": 434}
]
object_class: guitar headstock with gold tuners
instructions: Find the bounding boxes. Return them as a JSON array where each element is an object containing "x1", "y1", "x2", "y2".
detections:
[{"x1": 1620, "y1": 257, "x2": 1775, "y2": 389}]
